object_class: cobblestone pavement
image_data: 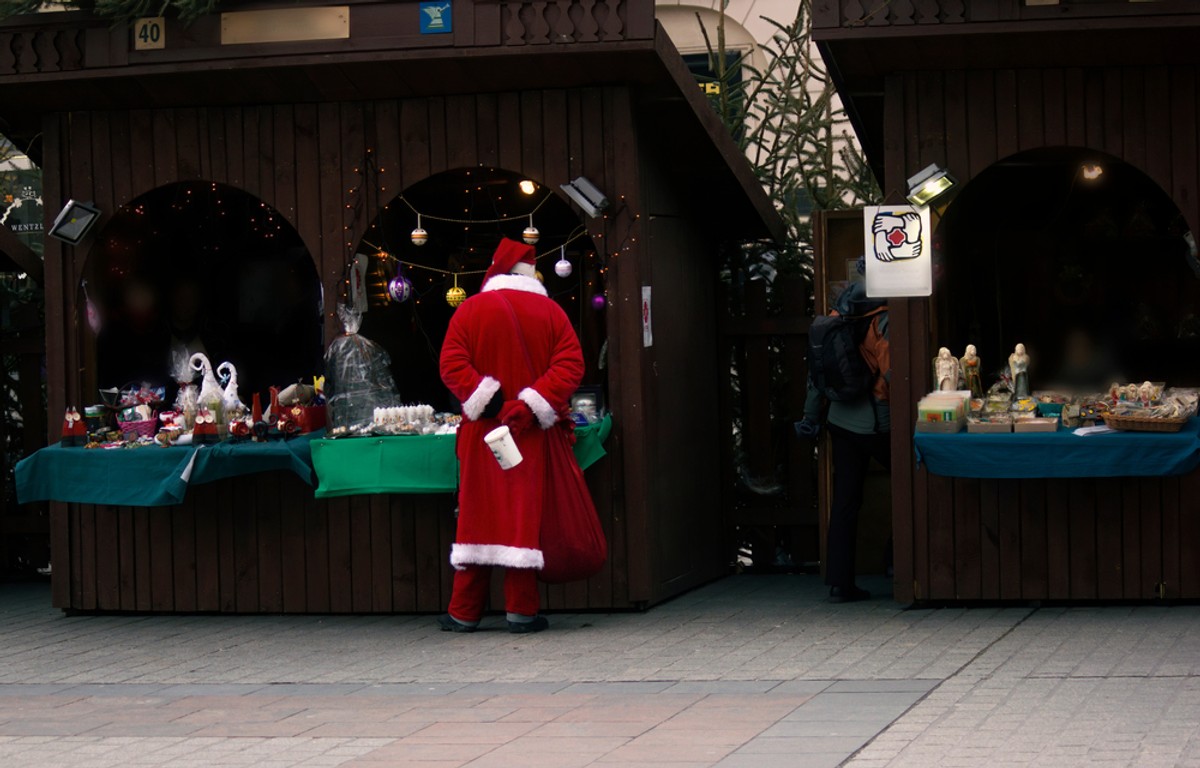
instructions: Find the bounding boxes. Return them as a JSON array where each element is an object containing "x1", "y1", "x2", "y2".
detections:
[{"x1": 1, "y1": 574, "x2": 1199, "y2": 766}]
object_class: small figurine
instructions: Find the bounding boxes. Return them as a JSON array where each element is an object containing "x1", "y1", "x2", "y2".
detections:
[
  {"x1": 61, "y1": 407, "x2": 88, "y2": 447},
  {"x1": 229, "y1": 418, "x2": 253, "y2": 441},
  {"x1": 190, "y1": 352, "x2": 225, "y2": 423},
  {"x1": 960, "y1": 344, "x2": 983, "y2": 399},
  {"x1": 218, "y1": 361, "x2": 248, "y2": 421},
  {"x1": 192, "y1": 407, "x2": 220, "y2": 444},
  {"x1": 1139, "y1": 380, "x2": 1158, "y2": 404},
  {"x1": 934, "y1": 347, "x2": 961, "y2": 391},
  {"x1": 1009, "y1": 343, "x2": 1031, "y2": 399}
]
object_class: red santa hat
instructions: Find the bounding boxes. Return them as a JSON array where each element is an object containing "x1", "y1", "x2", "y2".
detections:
[{"x1": 484, "y1": 238, "x2": 537, "y2": 284}]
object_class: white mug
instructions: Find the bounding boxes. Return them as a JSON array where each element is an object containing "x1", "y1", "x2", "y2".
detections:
[{"x1": 484, "y1": 425, "x2": 523, "y2": 469}]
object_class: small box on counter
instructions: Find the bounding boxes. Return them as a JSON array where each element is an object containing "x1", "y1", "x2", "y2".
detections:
[
  {"x1": 916, "y1": 391, "x2": 969, "y2": 434},
  {"x1": 1013, "y1": 416, "x2": 1059, "y2": 433},
  {"x1": 967, "y1": 414, "x2": 1013, "y2": 433}
]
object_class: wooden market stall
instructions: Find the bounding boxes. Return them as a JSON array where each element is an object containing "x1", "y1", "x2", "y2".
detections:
[
  {"x1": 814, "y1": 0, "x2": 1200, "y2": 604},
  {"x1": 1, "y1": 0, "x2": 782, "y2": 613}
]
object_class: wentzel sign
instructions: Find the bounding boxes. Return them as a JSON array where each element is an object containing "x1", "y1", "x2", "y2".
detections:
[{"x1": 0, "y1": 179, "x2": 43, "y2": 252}]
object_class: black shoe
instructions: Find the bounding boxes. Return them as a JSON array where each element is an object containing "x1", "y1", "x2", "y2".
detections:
[
  {"x1": 437, "y1": 613, "x2": 477, "y2": 633},
  {"x1": 507, "y1": 616, "x2": 549, "y2": 634},
  {"x1": 829, "y1": 586, "x2": 871, "y2": 604}
]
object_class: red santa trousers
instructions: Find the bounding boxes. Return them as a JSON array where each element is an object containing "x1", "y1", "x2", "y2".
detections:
[{"x1": 447, "y1": 565, "x2": 539, "y2": 622}]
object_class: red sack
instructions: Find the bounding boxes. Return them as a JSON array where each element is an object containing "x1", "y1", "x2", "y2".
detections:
[{"x1": 538, "y1": 424, "x2": 607, "y2": 584}]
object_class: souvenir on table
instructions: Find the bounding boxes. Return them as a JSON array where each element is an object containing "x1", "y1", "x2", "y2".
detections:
[
  {"x1": 1103, "y1": 383, "x2": 1191, "y2": 431},
  {"x1": 170, "y1": 351, "x2": 200, "y2": 429},
  {"x1": 61, "y1": 407, "x2": 88, "y2": 446},
  {"x1": 1034, "y1": 391, "x2": 1070, "y2": 418},
  {"x1": 1008, "y1": 343, "x2": 1031, "y2": 399},
  {"x1": 192, "y1": 407, "x2": 220, "y2": 444},
  {"x1": 1013, "y1": 416, "x2": 1059, "y2": 433},
  {"x1": 967, "y1": 413, "x2": 1013, "y2": 433},
  {"x1": 217, "y1": 361, "x2": 248, "y2": 422},
  {"x1": 960, "y1": 344, "x2": 983, "y2": 399},
  {"x1": 190, "y1": 353, "x2": 225, "y2": 424},
  {"x1": 325, "y1": 304, "x2": 399, "y2": 436},
  {"x1": 273, "y1": 379, "x2": 327, "y2": 434},
  {"x1": 916, "y1": 391, "x2": 969, "y2": 433},
  {"x1": 933, "y1": 347, "x2": 962, "y2": 392}
]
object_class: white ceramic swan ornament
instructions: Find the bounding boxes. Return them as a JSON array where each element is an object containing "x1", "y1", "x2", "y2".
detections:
[
  {"x1": 190, "y1": 352, "x2": 225, "y2": 417},
  {"x1": 217, "y1": 361, "x2": 248, "y2": 419}
]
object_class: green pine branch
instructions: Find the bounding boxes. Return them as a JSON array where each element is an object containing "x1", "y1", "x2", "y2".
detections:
[{"x1": 698, "y1": 0, "x2": 882, "y2": 273}]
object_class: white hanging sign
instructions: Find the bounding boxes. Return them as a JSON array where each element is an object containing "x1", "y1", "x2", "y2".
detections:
[{"x1": 863, "y1": 205, "x2": 932, "y2": 298}]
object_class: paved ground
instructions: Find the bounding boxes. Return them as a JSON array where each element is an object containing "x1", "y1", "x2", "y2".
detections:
[{"x1": 2, "y1": 573, "x2": 1199, "y2": 766}]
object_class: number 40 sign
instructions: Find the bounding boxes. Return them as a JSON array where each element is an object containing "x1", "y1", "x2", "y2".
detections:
[{"x1": 134, "y1": 17, "x2": 165, "y2": 51}]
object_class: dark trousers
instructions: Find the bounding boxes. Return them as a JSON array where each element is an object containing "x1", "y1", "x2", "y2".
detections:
[{"x1": 826, "y1": 424, "x2": 891, "y2": 589}]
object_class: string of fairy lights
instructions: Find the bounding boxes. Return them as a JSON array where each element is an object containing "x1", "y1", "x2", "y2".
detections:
[{"x1": 336, "y1": 155, "x2": 640, "y2": 316}]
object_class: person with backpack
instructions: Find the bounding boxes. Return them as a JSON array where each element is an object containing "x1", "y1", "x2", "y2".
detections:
[{"x1": 795, "y1": 280, "x2": 890, "y2": 603}]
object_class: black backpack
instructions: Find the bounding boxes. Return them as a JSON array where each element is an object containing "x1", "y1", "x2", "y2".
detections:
[{"x1": 808, "y1": 310, "x2": 881, "y2": 402}]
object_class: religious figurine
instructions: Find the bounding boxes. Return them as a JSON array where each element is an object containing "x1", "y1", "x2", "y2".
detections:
[
  {"x1": 960, "y1": 344, "x2": 983, "y2": 399},
  {"x1": 1009, "y1": 343, "x2": 1031, "y2": 399},
  {"x1": 934, "y1": 347, "x2": 961, "y2": 391}
]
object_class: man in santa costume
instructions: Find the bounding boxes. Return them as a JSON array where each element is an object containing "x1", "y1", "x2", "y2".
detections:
[{"x1": 438, "y1": 237, "x2": 585, "y2": 633}]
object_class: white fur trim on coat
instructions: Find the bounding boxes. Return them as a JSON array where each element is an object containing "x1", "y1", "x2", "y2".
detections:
[
  {"x1": 482, "y1": 274, "x2": 548, "y2": 296},
  {"x1": 462, "y1": 376, "x2": 501, "y2": 421},
  {"x1": 518, "y1": 387, "x2": 558, "y2": 430},
  {"x1": 450, "y1": 543, "x2": 545, "y2": 570}
]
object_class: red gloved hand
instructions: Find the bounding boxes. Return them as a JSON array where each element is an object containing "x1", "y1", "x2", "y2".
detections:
[{"x1": 497, "y1": 400, "x2": 535, "y2": 437}]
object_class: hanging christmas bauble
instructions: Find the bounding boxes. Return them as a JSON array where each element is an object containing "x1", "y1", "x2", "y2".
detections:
[
  {"x1": 554, "y1": 258, "x2": 573, "y2": 278},
  {"x1": 535, "y1": 270, "x2": 544, "y2": 283},
  {"x1": 387, "y1": 275, "x2": 413, "y2": 303},
  {"x1": 446, "y1": 286, "x2": 467, "y2": 308},
  {"x1": 411, "y1": 227, "x2": 429, "y2": 246},
  {"x1": 592, "y1": 294, "x2": 606, "y2": 310},
  {"x1": 522, "y1": 225, "x2": 540, "y2": 245}
]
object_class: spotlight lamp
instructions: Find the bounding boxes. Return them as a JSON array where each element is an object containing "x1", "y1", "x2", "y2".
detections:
[
  {"x1": 560, "y1": 176, "x2": 609, "y2": 218},
  {"x1": 1081, "y1": 163, "x2": 1104, "y2": 181},
  {"x1": 48, "y1": 199, "x2": 102, "y2": 245},
  {"x1": 905, "y1": 164, "x2": 957, "y2": 207},
  {"x1": 518, "y1": 179, "x2": 537, "y2": 195}
]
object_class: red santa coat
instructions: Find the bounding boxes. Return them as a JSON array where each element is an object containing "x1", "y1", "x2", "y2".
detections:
[{"x1": 439, "y1": 273, "x2": 586, "y2": 571}]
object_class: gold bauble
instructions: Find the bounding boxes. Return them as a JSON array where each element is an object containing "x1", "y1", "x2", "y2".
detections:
[{"x1": 446, "y1": 286, "x2": 467, "y2": 307}]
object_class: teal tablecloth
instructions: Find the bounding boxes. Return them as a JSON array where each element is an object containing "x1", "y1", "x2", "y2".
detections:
[
  {"x1": 311, "y1": 414, "x2": 614, "y2": 498},
  {"x1": 15, "y1": 432, "x2": 320, "y2": 507},
  {"x1": 914, "y1": 418, "x2": 1200, "y2": 479}
]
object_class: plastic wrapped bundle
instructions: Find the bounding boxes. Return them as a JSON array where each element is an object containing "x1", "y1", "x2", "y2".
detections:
[{"x1": 324, "y1": 305, "x2": 399, "y2": 434}]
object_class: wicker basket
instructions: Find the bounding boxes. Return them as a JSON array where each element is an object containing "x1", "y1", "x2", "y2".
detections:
[
  {"x1": 1101, "y1": 413, "x2": 1188, "y2": 433},
  {"x1": 118, "y1": 419, "x2": 158, "y2": 438}
]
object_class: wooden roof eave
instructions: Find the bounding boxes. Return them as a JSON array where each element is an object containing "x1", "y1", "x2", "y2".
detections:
[
  {"x1": 643, "y1": 27, "x2": 785, "y2": 245},
  {"x1": 814, "y1": 12, "x2": 1200, "y2": 184}
]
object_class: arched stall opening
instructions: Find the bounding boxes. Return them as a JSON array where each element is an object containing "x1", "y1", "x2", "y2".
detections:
[
  {"x1": 84, "y1": 182, "x2": 324, "y2": 401},
  {"x1": 351, "y1": 167, "x2": 607, "y2": 411},
  {"x1": 932, "y1": 147, "x2": 1198, "y2": 390}
]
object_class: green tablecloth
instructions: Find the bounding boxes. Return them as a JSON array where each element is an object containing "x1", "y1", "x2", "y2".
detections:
[
  {"x1": 14, "y1": 433, "x2": 319, "y2": 507},
  {"x1": 311, "y1": 415, "x2": 614, "y2": 498}
]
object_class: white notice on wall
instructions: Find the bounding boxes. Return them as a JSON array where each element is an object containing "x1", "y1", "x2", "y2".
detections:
[
  {"x1": 863, "y1": 204, "x2": 933, "y2": 298},
  {"x1": 641, "y1": 285, "x2": 653, "y2": 347}
]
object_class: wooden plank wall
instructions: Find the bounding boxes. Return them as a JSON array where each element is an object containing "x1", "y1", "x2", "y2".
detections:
[
  {"x1": 887, "y1": 65, "x2": 1200, "y2": 603},
  {"x1": 44, "y1": 88, "x2": 643, "y2": 612},
  {"x1": 54, "y1": 456, "x2": 620, "y2": 613}
]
